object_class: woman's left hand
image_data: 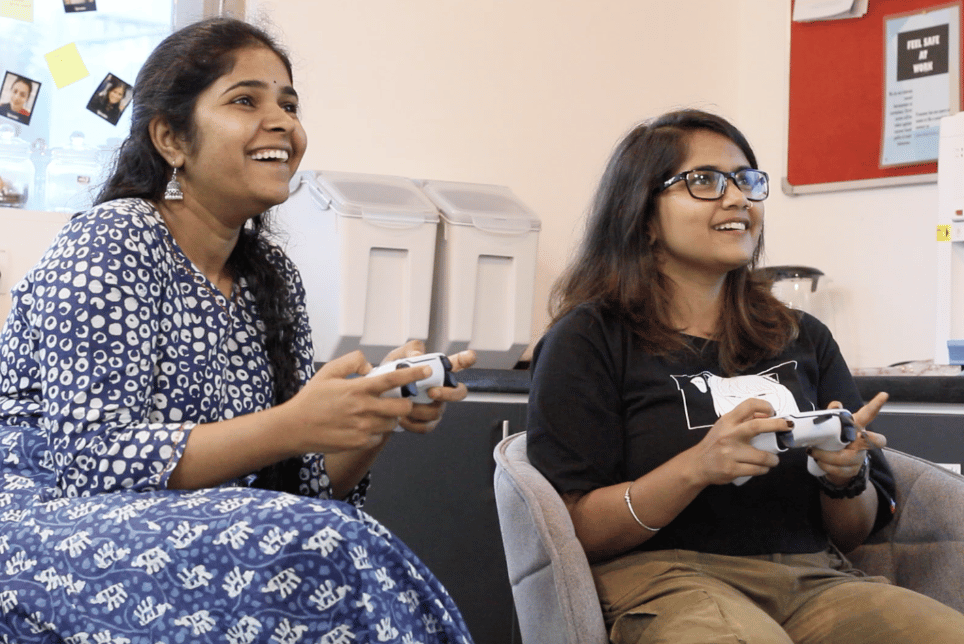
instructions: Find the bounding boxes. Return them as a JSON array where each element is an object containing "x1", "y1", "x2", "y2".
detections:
[
  {"x1": 809, "y1": 392, "x2": 888, "y2": 486},
  {"x1": 382, "y1": 341, "x2": 476, "y2": 434}
]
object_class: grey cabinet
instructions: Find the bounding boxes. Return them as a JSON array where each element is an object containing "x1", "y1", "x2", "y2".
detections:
[
  {"x1": 364, "y1": 398, "x2": 525, "y2": 644},
  {"x1": 872, "y1": 411, "x2": 964, "y2": 473}
]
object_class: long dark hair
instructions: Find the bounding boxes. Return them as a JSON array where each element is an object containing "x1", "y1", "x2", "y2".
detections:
[
  {"x1": 99, "y1": 78, "x2": 127, "y2": 104},
  {"x1": 96, "y1": 18, "x2": 302, "y2": 492},
  {"x1": 550, "y1": 109, "x2": 798, "y2": 375}
]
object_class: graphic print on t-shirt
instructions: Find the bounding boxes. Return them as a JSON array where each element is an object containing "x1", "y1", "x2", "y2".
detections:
[{"x1": 671, "y1": 361, "x2": 811, "y2": 430}]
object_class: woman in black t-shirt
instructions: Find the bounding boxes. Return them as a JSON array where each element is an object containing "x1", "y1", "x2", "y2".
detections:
[{"x1": 527, "y1": 109, "x2": 964, "y2": 643}]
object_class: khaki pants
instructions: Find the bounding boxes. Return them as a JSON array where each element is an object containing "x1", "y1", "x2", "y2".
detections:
[{"x1": 593, "y1": 548, "x2": 964, "y2": 644}]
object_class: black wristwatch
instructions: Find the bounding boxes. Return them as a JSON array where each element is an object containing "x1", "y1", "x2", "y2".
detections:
[{"x1": 816, "y1": 455, "x2": 870, "y2": 499}]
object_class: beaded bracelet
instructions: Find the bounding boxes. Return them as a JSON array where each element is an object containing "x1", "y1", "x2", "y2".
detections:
[{"x1": 624, "y1": 482, "x2": 661, "y2": 533}]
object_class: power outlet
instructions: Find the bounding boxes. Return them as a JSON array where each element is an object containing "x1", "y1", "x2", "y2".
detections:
[
  {"x1": 953, "y1": 222, "x2": 964, "y2": 242},
  {"x1": 0, "y1": 248, "x2": 8, "y2": 295}
]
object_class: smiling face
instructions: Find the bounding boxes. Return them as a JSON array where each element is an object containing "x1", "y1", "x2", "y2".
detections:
[
  {"x1": 9, "y1": 79, "x2": 30, "y2": 112},
  {"x1": 107, "y1": 84, "x2": 125, "y2": 105},
  {"x1": 175, "y1": 46, "x2": 307, "y2": 224},
  {"x1": 651, "y1": 129, "x2": 763, "y2": 284}
]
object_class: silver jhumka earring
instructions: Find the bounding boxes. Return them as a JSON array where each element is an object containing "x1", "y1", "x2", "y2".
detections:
[{"x1": 164, "y1": 167, "x2": 183, "y2": 201}]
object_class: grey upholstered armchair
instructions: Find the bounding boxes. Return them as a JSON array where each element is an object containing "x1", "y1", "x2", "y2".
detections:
[{"x1": 493, "y1": 432, "x2": 964, "y2": 644}]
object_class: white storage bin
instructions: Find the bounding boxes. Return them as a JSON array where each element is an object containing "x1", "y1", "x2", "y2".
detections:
[
  {"x1": 419, "y1": 180, "x2": 541, "y2": 369},
  {"x1": 275, "y1": 170, "x2": 440, "y2": 363}
]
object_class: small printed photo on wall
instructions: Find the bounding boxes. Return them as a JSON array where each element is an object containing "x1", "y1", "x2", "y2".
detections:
[
  {"x1": 63, "y1": 0, "x2": 97, "y2": 12},
  {"x1": 0, "y1": 71, "x2": 41, "y2": 126},
  {"x1": 86, "y1": 73, "x2": 132, "y2": 126}
]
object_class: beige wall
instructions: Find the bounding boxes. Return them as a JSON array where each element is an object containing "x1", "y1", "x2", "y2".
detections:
[{"x1": 244, "y1": 0, "x2": 934, "y2": 369}]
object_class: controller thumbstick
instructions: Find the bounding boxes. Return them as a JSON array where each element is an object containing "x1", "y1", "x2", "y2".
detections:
[{"x1": 839, "y1": 412, "x2": 857, "y2": 443}]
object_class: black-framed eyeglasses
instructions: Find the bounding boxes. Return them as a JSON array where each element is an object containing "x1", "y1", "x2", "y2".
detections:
[{"x1": 660, "y1": 168, "x2": 769, "y2": 202}]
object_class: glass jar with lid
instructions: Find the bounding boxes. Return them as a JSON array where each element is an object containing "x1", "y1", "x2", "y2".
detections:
[
  {"x1": 0, "y1": 123, "x2": 35, "y2": 208},
  {"x1": 46, "y1": 131, "x2": 101, "y2": 213}
]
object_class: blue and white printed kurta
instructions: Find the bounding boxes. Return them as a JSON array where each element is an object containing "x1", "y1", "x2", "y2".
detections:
[{"x1": 0, "y1": 198, "x2": 472, "y2": 643}]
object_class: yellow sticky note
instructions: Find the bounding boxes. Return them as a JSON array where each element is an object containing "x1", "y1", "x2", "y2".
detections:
[
  {"x1": 44, "y1": 43, "x2": 89, "y2": 89},
  {"x1": 0, "y1": 0, "x2": 33, "y2": 22},
  {"x1": 938, "y1": 224, "x2": 951, "y2": 241}
]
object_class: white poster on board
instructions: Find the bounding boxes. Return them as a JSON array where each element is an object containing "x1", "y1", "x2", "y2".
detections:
[
  {"x1": 793, "y1": 0, "x2": 868, "y2": 22},
  {"x1": 881, "y1": 4, "x2": 961, "y2": 167}
]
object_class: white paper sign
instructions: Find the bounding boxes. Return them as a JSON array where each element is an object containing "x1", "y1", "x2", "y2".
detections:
[
  {"x1": 793, "y1": 0, "x2": 868, "y2": 22},
  {"x1": 881, "y1": 5, "x2": 962, "y2": 167}
]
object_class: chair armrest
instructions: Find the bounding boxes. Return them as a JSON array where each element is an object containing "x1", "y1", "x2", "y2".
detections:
[{"x1": 848, "y1": 448, "x2": 964, "y2": 613}]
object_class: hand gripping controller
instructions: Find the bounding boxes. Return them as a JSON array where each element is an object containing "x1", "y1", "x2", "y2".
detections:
[
  {"x1": 366, "y1": 352, "x2": 458, "y2": 404},
  {"x1": 733, "y1": 409, "x2": 857, "y2": 485}
]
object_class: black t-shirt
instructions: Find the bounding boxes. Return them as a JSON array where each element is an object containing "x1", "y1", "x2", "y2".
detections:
[{"x1": 527, "y1": 304, "x2": 896, "y2": 556}]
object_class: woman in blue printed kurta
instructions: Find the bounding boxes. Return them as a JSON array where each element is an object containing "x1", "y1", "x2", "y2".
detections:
[{"x1": 0, "y1": 18, "x2": 474, "y2": 644}]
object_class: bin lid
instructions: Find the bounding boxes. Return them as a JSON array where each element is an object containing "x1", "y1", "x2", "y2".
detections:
[
  {"x1": 419, "y1": 179, "x2": 541, "y2": 234},
  {"x1": 292, "y1": 170, "x2": 439, "y2": 226}
]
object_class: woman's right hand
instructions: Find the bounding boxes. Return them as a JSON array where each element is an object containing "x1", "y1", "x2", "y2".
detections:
[
  {"x1": 281, "y1": 351, "x2": 431, "y2": 455},
  {"x1": 687, "y1": 398, "x2": 791, "y2": 486}
]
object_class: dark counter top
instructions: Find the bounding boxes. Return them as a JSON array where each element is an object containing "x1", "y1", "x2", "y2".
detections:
[
  {"x1": 854, "y1": 376, "x2": 964, "y2": 405},
  {"x1": 462, "y1": 370, "x2": 964, "y2": 405}
]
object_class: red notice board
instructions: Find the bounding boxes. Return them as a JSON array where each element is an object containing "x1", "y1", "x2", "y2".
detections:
[{"x1": 787, "y1": 0, "x2": 964, "y2": 192}]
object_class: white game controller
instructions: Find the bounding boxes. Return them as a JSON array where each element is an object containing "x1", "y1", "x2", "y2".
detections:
[
  {"x1": 366, "y1": 352, "x2": 458, "y2": 405},
  {"x1": 733, "y1": 409, "x2": 857, "y2": 485}
]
